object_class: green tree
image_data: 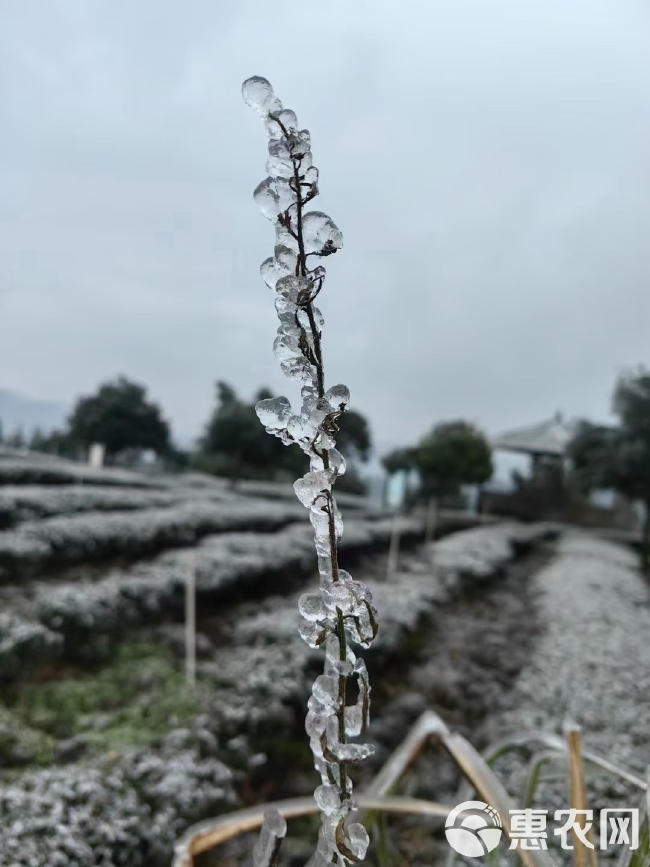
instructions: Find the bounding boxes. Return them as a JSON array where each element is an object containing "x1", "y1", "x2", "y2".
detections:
[
  {"x1": 28, "y1": 427, "x2": 47, "y2": 452},
  {"x1": 200, "y1": 382, "x2": 283, "y2": 483},
  {"x1": 570, "y1": 368, "x2": 650, "y2": 567},
  {"x1": 334, "y1": 410, "x2": 372, "y2": 494},
  {"x1": 5, "y1": 427, "x2": 26, "y2": 449},
  {"x1": 415, "y1": 420, "x2": 493, "y2": 499},
  {"x1": 337, "y1": 410, "x2": 372, "y2": 463},
  {"x1": 68, "y1": 376, "x2": 170, "y2": 460},
  {"x1": 199, "y1": 383, "x2": 374, "y2": 488},
  {"x1": 568, "y1": 421, "x2": 618, "y2": 492},
  {"x1": 381, "y1": 447, "x2": 417, "y2": 476}
]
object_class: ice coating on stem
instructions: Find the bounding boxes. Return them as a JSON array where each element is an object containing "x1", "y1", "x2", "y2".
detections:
[
  {"x1": 252, "y1": 808, "x2": 287, "y2": 867},
  {"x1": 302, "y1": 212, "x2": 343, "y2": 256},
  {"x1": 243, "y1": 75, "x2": 379, "y2": 865}
]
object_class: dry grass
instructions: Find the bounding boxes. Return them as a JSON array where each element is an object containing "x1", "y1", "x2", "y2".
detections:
[{"x1": 173, "y1": 709, "x2": 648, "y2": 866}]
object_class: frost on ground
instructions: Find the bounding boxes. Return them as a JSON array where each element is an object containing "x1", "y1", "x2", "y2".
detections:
[
  {"x1": 213, "y1": 523, "x2": 553, "y2": 737},
  {"x1": 0, "y1": 520, "x2": 541, "y2": 866},
  {"x1": 0, "y1": 515, "x2": 423, "y2": 669},
  {"x1": 494, "y1": 532, "x2": 650, "y2": 759},
  {"x1": 491, "y1": 532, "x2": 650, "y2": 850},
  {"x1": 0, "y1": 741, "x2": 235, "y2": 867},
  {"x1": 1, "y1": 509, "x2": 642, "y2": 866}
]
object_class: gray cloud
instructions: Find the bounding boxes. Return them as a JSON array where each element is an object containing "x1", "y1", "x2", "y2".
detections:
[{"x1": 1, "y1": 0, "x2": 650, "y2": 450}]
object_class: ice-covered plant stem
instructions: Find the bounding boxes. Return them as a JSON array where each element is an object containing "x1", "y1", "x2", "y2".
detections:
[{"x1": 242, "y1": 76, "x2": 380, "y2": 865}]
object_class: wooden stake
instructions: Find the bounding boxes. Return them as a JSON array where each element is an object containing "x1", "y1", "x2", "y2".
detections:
[
  {"x1": 185, "y1": 550, "x2": 196, "y2": 690},
  {"x1": 425, "y1": 497, "x2": 438, "y2": 545},
  {"x1": 386, "y1": 512, "x2": 401, "y2": 579}
]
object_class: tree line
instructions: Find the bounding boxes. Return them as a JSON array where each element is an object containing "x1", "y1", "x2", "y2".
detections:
[
  {"x1": 10, "y1": 367, "x2": 649, "y2": 530},
  {"x1": 1, "y1": 375, "x2": 498, "y2": 500},
  {"x1": 0, "y1": 376, "x2": 372, "y2": 492}
]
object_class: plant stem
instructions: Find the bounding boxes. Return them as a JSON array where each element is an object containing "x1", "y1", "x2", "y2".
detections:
[{"x1": 291, "y1": 149, "x2": 349, "y2": 802}]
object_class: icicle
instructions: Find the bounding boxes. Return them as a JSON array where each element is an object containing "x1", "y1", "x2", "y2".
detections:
[{"x1": 252, "y1": 808, "x2": 287, "y2": 867}]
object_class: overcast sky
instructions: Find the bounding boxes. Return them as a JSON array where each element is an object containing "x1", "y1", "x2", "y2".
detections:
[{"x1": 2, "y1": 0, "x2": 650, "y2": 451}]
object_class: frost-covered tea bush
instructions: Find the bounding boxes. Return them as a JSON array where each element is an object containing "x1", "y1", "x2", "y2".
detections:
[
  {"x1": 0, "y1": 498, "x2": 304, "y2": 577},
  {"x1": 243, "y1": 76, "x2": 380, "y2": 866},
  {"x1": 0, "y1": 485, "x2": 188, "y2": 526},
  {"x1": 0, "y1": 613, "x2": 63, "y2": 681},
  {"x1": 0, "y1": 744, "x2": 235, "y2": 867},
  {"x1": 0, "y1": 448, "x2": 162, "y2": 488}
]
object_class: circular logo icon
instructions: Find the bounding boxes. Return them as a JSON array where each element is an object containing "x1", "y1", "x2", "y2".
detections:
[{"x1": 445, "y1": 800, "x2": 503, "y2": 857}]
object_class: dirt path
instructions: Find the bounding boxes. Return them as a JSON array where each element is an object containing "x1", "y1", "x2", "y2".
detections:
[
  {"x1": 491, "y1": 530, "x2": 650, "y2": 783},
  {"x1": 340, "y1": 531, "x2": 650, "y2": 867}
]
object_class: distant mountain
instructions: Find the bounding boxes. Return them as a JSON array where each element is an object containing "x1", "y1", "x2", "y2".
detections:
[{"x1": 0, "y1": 389, "x2": 69, "y2": 437}]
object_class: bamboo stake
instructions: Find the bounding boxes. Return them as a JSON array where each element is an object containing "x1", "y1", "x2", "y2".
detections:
[{"x1": 566, "y1": 725, "x2": 597, "y2": 867}]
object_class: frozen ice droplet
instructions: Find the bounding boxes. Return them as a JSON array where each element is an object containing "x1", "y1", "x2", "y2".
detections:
[
  {"x1": 314, "y1": 784, "x2": 341, "y2": 816},
  {"x1": 294, "y1": 471, "x2": 331, "y2": 508},
  {"x1": 286, "y1": 414, "x2": 304, "y2": 441},
  {"x1": 306, "y1": 697, "x2": 334, "y2": 738},
  {"x1": 280, "y1": 356, "x2": 313, "y2": 381},
  {"x1": 297, "y1": 305, "x2": 324, "y2": 333},
  {"x1": 275, "y1": 221, "x2": 299, "y2": 253},
  {"x1": 299, "y1": 618, "x2": 330, "y2": 648},
  {"x1": 275, "y1": 274, "x2": 312, "y2": 302},
  {"x1": 274, "y1": 244, "x2": 297, "y2": 270},
  {"x1": 298, "y1": 593, "x2": 325, "y2": 621},
  {"x1": 345, "y1": 705, "x2": 364, "y2": 738},
  {"x1": 301, "y1": 166, "x2": 319, "y2": 197},
  {"x1": 325, "y1": 384, "x2": 350, "y2": 412},
  {"x1": 327, "y1": 448, "x2": 346, "y2": 477},
  {"x1": 273, "y1": 332, "x2": 301, "y2": 362},
  {"x1": 346, "y1": 824, "x2": 370, "y2": 861},
  {"x1": 266, "y1": 138, "x2": 294, "y2": 179},
  {"x1": 328, "y1": 740, "x2": 375, "y2": 763},
  {"x1": 242, "y1": 76, "x2": 282, "y2": 116},
  {"x1": 255, "y1": 396, "x2": 292, "y2": 430},
  {"x1": 302, "y1": 212, "x2": 343, "y2": 256},
  {"x1": 253, "y1": 178, "x2": 282, "y2": 220},
  {"x1": 274, "y1": 295, "x2": 297, "y2": 318},
  {"x1": 312, "y1": 674, "x2": 338, "y2": 707},
  {"x1": 254, "y1": 177, "x2": 297, "y2": 222},
  {"x1": 254, "y1": 178, "x2": 280, "y2": 221},
  {"x1": 290, "y1": 129, "x2": 312, "y2": 159},
  {"x1": 260, "y1": 256, "x2": 290, "y2": 291}
]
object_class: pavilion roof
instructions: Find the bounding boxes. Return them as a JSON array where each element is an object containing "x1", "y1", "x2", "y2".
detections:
[{"x1": 493, "y1": 414, "x2": 575, "y2": 457}]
